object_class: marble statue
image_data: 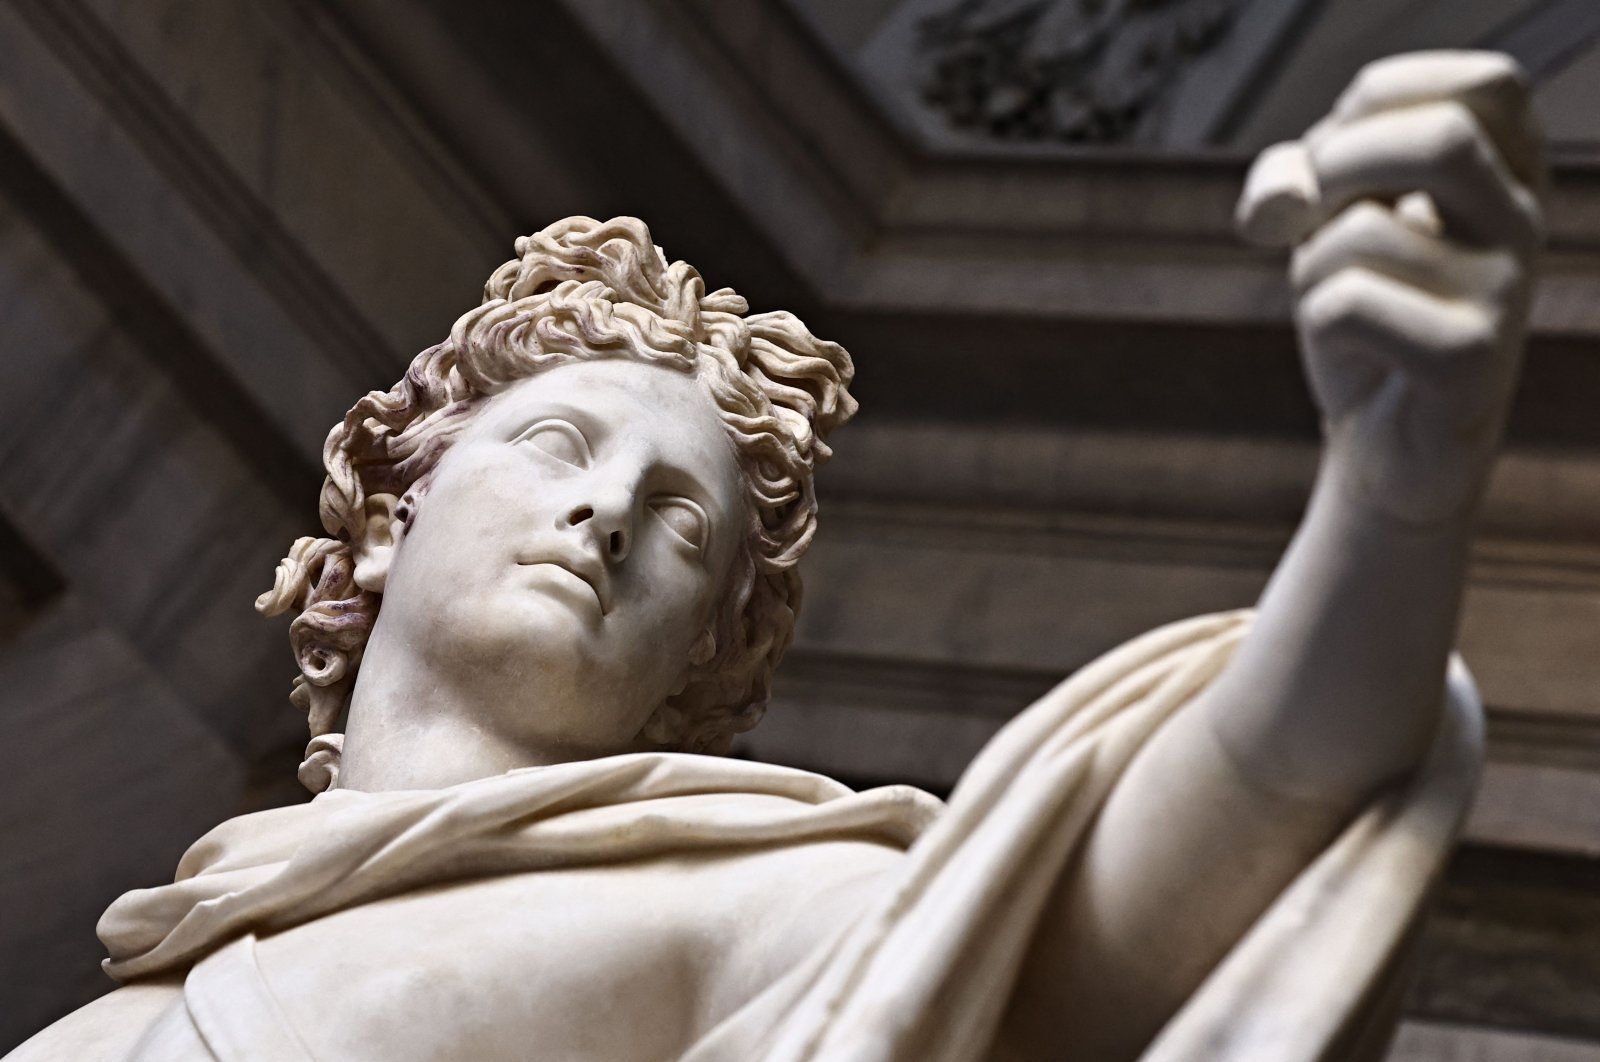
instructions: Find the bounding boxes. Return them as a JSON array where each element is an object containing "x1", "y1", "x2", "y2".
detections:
[{"x1": 7, "y1": 51, "x2": 1544, "y2": 1062}]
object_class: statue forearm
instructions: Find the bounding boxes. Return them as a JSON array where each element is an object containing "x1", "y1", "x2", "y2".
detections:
[
  {"x1": 1201, "y1": 46, "x2": 1543, "y2": 816},
  {"x1": 1001, "y1": 51, "x2": 1543, "y2": 1060},
  {"x1": 1204, "y1": 459, "x2": 1472, "y2": 807},
  {"x1": 1001, "y1": 481, "x2": 1479, "y2": 1062},
  {"x1": 1000, "y1": 453, "x2": 1479, "y2": 1060}
]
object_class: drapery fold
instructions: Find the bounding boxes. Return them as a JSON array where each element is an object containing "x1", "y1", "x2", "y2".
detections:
[
  {"x1": 102, "y1": 755, "x2": 942, "y2": 982},
  {"x1": 89, "y1": 611, "x2": 1481, "y2": 1062}
]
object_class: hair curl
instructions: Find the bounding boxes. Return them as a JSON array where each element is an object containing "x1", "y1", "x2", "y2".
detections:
[{"x1": 257, "y1": 217, "x2": 855, "y2": 792}]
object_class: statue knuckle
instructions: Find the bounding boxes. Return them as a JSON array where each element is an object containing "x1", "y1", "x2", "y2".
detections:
[
  {"x1": 1455, "y1": 316, "x2": 1499, "y2": 361},
  {"x1": 1303, "y1": 269, "x2": 1377, "y2": 335},
  {"x1": 1345, "y1": 65, "x2": 1381, "y2": 108},
  {"x1": 1427, "y1": 103, "x2": 1484, "y2": 168},
  {"x1": 1331, "y1": 201, "x2": 1392, "y2": 243},
  {"x1": 1423, "y1": 311, "x2": 1499, "y2": 375},
  {"x1": 1478, "y1": 250, "x2": 1524, "y2": 300},
  {"x1": 1289, "y1": 246, "x2": 1318, "y2": 293}
]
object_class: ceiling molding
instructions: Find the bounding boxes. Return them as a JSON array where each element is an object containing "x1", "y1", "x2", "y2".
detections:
[
  {"x1": 826, "y1": 422, "x2": 1600, "y2": 547},
  {"x1": 8, "y1": 0, "x2": 400, "y2": 388},
  {"x1": 0, "y1": 0, "x2": 374, "y2": 461},
  {"x1": 0, "y1": 118, "x2": 320, "y2": 504},
  {"x1": 473, "y1": 0, "x2": 1600, "y2": 335},
  {"x1": 259, "y1": 0, "x2": 517, "y2": 251}
]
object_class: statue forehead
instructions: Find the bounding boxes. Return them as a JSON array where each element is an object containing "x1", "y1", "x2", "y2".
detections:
[{"x1": 468, "y1": 357, "x2": 705, "y2": 426}]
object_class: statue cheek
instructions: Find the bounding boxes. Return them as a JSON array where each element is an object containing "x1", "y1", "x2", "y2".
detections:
[{"x1": 626, "y1": 574, "x2": 712, "y2": 665}]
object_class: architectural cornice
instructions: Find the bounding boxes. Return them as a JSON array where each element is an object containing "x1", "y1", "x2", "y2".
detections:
[{"x1": 518, "y1": 0, "x2": 1600, "y2": 334}]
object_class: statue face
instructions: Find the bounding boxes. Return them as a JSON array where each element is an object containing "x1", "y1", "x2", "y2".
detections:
[{"x1": 366, "y1": 358, "x2": 746, "y2": 757}]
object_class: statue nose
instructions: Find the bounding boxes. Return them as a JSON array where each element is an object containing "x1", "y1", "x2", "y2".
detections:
[{"x1": 565, "y1": 502, "x2": 631, "y2": 562}]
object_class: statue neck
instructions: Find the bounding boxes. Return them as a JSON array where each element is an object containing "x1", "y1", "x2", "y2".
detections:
[
  {"x1": 333, "y1": 625, "x2": 617, "y2": 793},
  {"x1": 336, "y1": 690, "x2": 564, "y2": 792}
]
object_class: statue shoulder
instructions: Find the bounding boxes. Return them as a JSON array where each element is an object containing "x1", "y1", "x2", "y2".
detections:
[{"x1": 4, "y1": 977, "x2": 183, "y2": 1062}]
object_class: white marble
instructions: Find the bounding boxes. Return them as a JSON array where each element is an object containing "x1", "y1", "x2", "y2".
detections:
[{"x1": 7, "y1": 51, "x2": 1545, "y2": 1061}]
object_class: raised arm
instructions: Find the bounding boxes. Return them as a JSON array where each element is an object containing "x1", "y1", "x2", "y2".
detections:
[{"x1": 999, "y1": 53, "x2": 1544, "y2": 1059}]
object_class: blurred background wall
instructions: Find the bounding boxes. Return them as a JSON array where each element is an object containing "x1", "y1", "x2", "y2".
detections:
[{"x1": 4, "y1": 0, "x2": 1600, "y2": 1057}]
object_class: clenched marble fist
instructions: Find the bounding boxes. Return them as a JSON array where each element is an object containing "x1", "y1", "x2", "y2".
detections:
[{"x1": 1240, "y1": 51, "x2": 1544, "y2": 525}]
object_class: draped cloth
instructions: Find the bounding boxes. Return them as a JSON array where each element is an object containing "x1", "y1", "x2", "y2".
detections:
[{"x1": 91, "y1": 612, "x2": 1483, "y2": 1062}]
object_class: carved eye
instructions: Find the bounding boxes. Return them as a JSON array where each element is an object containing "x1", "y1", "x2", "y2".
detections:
[
  {"x1": 517, "y1": 421, "x2": 589, "y2": 468},
  {"x1": 652, "y1": 498, "x2": 707, "y2": 551}
]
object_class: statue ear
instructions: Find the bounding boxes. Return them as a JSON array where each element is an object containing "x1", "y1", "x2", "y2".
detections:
[{"x1": 353, "y1": 493, "x2": 408, "y2": 592}]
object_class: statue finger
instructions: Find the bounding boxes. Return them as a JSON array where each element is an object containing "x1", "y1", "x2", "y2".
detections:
[
  {"x1": 1307, "y1": 101, "x2": 1543, "y2": 252},
  {"x1": 1328, "y1": 51, "x2": 1543, "y2": 190},
  {"x1": 1291, "y1": 200, "x2": 1520, "y2": 303},
  {"x1": 1300, "y1": 266, "x2": 1498, "y2": 390},
  {"x1": 1237, "y1": 140, "x2": 1321, "y2": 248}
]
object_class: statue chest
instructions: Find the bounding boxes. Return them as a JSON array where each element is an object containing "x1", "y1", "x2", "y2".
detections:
[{"x1": 249, "y1": 861, "x2": 728, "y2": 1062}]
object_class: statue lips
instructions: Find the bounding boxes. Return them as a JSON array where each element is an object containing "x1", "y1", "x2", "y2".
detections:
[{"x1": 517, "y1": 550, "x2": 612, "y2": 615}]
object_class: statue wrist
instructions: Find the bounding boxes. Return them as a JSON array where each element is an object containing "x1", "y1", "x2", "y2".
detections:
[{"x1": 1317, "y1": 440, "x2": 1491, "y2": 534}]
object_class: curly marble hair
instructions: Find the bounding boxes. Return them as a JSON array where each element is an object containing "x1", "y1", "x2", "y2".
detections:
[{"x1": 256, "y1": 217, "x2": 856, "y2": 792}]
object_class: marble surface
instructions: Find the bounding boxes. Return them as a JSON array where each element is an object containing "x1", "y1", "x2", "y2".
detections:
[
  {"x1": 0, "y1": 47, "x2": 1561, "y2": 1062},
  {"x1": 0, "y1": 1, "x2": 1594, "y2": 1052}
]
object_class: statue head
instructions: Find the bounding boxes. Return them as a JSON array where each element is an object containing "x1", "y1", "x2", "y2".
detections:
[{"x1": 257, "y1": 217, "x2": 855, "y2": 792}]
